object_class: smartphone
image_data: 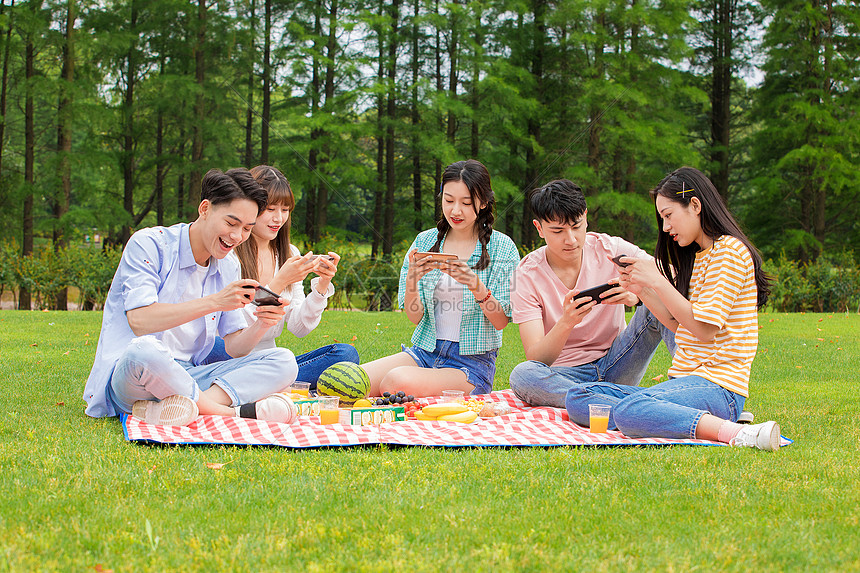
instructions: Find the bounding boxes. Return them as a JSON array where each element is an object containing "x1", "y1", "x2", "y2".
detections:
[
  {"x1": 252, "y1": 285, "x2": 283, "y2": 306},
  {"x1": 310, "y1": 254, "x2": 335, "y2": 261},
  {"x1": 612, "y1": 254, "x2": 631, "y2": 268},
  {"x1": 574, "y1": 282, "x2": 617, "y2": 308},
  {"x1": 414, "y1": 251, "x2": 458, "y2": 262}
]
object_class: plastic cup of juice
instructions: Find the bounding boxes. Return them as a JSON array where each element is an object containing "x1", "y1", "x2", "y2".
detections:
[
  {"x1": 318, "y1": 395, "x2": 340, "y2": 425},
  {"x1": 291, "y1": 382, "x2": 311, "y2": 397},
  {"x1": 442, "y1": 390, "x2": 465, "y2": 403},
  {"x1": 589, "y1": 404, "x2": 611, "y2": 434}
]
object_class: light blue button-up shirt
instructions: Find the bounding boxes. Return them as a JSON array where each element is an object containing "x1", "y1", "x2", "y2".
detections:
[{"x1": 83, "y1": 223, "x2": 248, "y2": 417}]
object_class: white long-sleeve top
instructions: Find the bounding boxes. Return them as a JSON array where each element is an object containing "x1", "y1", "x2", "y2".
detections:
[{"x1": 230, "y1": 245, "x2": 335, "y2": 352}]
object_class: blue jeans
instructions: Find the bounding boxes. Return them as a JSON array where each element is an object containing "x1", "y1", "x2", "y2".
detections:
[
  {"x1": 402, "y1": 340, "x2": 497, "y2": 395},
  {"x1": 202, "y1": 337, "x2": 359, "y2": 389},
  {"x1": 508, "y1": 305, "x2": 676, "y2": 407},
  {"x1": 564, "y1": 375, "x2": 746, "y2": 439},
  {"x1": 108, "y1": 335, "x2": 298, "y2": 412}
]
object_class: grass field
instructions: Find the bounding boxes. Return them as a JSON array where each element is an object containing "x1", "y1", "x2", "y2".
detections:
[{"x1": 1, "y1": 310, "x2": 859, "y2": 571}]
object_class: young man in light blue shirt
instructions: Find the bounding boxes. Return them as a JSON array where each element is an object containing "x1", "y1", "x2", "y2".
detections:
[{"x1": 83, "y1": 168, "x2": 298, "y2": 426}]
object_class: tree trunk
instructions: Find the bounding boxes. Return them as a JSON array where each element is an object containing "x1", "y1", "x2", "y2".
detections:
[
  {"x1": 587, "y1": 10, "x2": 605, "y2": 173},
  {"x1": 811, "y1": 0, "x2": 830, "y2": 249},
  {"x1": 20, "y1": 6, "x2": 36, "y2": 310},
  {"x1": 306, "y1": 1, "x2": 322, "y2": 243},
  {"x1": 317, "y1": 0, "x2": 338, "y2": 235},
  {"x1": 446, "y1": 0, "x2": 459, "y2": 148},
  {"x1": 521, "y1": 0, "x2": 545, "y2": 249},
  {"x1": 0, "y1": 0, "x2": 15, "y2": 177},
  {"x1": 433, "y1": 0, "x2": 442, "y2": 222},
  {"x1": 155, "y1": 58, "x2": 165, "y2": 226},
  {"x1": 190, "y1": 0, "x2": 206, "y2": 212},
  {"x1": 261, "y1": 0, "x2": 271, "y2": 165},
  {"x1": 244, "y1": 0, "x2": 256, "y2": 167},
  {"x1": 176, "y1": 131, "x2": 185, "y2": 220},
  {"x1": 54, "y1": 0, "x2": 76, "y2": 310},
  {"x1": 371, "y1": 0, "x2": 385, "y2": 260},
  {"x1": 383, "y1": 0, "x2": 400, "y2": 265},
  {"x1": 469, "y1": 5, "x2": 482, "y2": 159},
  {"x1": 411, "y1": 0, "x2": 421, "y2": 232},
  {"x1": 709, "y1": 0, "x2": 732, "y2": 199},
  {"x1": 119, "y1": 0, "x2": 138, "y2": 247}
]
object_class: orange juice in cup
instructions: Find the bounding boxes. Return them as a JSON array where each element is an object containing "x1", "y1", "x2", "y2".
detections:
[
  {"x1": 291, "y1": 382, "x2": 310, "y2": 397},
  {"x1": 318, "y1": 395, "x2": 340, "y2": 425},
  {"x1": 589, "y1": 404, "x2": 611, "y2": 434},
  {"x1": 320, "y1": 409, "x2": 340, "y2": 424}
]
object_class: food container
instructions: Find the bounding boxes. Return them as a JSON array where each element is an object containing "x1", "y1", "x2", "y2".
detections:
[{"x1": 339, "y1": 405, "x2": 406, "y2": 426}]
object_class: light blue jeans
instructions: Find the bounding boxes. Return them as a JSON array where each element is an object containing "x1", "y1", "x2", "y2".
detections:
[
  {"x1": 564, "y1": 375, "x2": 746, "y2": 439},
  {"x1": 108, "y1": 335, "x2": 298, "y2": 413},
  {"x1": 508, "y1": 305, "x2": 676, "y2": 408}
]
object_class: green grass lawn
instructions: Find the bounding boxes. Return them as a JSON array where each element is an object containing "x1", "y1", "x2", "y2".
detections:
[{"x1": 1, "y1": 310, "x2": 858, "y2": 571}]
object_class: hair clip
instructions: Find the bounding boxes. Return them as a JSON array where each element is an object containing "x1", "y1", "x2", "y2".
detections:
[{"x1": 676, "y1": 182, "x2": 694, "y2": 198}]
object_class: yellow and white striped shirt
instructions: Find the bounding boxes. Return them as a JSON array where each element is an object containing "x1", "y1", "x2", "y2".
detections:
[{"x1": 668, "y1": 235, "x2": 758, "y2": 397}]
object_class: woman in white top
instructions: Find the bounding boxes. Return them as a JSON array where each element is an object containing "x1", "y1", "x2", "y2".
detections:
[{"x1": 204, "y1": 165, "x2": 359, "y2": 386}]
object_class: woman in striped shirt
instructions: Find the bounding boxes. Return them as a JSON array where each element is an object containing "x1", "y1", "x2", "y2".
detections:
[{"x1": 564, "y1": 166, "x2": 782, "y2": 451}]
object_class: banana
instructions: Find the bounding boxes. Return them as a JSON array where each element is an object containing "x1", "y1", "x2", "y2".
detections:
[
  {"x1": 437, "y1": 411, "x2": 479, "y2": 424},
  {"x1": 422, "y1": 403, "x2": 469, "y2": 417},
  {"x1": 414, "y1": 411, "x2": 436, "y2": 421}
]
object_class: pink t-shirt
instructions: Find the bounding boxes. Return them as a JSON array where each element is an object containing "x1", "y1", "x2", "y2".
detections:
[{"x1": 511, "y1": 233, "x2": 648, "y2": 367}]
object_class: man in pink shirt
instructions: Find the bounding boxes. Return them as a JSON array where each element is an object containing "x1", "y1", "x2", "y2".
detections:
[{"x1": 509, "y1": 179, "x2": 675, "y2": 407}]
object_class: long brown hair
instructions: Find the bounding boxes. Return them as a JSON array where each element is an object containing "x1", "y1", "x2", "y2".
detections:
[
  {"x1": 430, "y1": 159, "x2": 496, "y2": 270},
  {"x1": 650, "y1": 166, "x2": 770, "y2": 308},
  {"x1": 234, "y1": 165, "x2": 296, "y2": 282}
]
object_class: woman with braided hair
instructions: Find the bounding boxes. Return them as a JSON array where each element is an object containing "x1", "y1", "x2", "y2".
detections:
[{"x1": 361, "y1": 159, "x2": 520, "y2": 398}]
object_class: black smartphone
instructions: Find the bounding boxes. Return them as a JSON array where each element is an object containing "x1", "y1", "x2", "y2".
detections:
[
  {"x1": 252, "y1": 285, "x2": 282, "y2": 306},
  {"x1": 612, "y1": 254, "x2": 631, "y2": 268},
  {"x1": 574, "y1": 282, "x2": 617, "y2": 307}
]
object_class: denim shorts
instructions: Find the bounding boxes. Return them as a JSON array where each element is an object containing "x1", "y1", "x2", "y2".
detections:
[{"x1": 402, "y1": 340, "x2": 497, "y2": 395}]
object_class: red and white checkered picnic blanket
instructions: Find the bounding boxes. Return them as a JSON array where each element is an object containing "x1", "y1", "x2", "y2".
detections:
[{"x1": 121, "y1": 389, "x2": 790, "y2": 449}]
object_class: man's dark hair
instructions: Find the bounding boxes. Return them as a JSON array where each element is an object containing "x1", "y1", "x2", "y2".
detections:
[
  {"x1": 200, "y1": 168, "x2": 268, "y2": 214},
  {"x1": 528, "y1": 179, "x2": 587, "y2": 225}
]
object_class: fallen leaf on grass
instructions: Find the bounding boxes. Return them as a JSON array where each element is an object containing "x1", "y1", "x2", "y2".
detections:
[
  {"x1": 63, "y1": 351, "x2": 70, "y2": 355},
  {"x1": 350, "y1": 335, "x2": 357, "y2": 341},
  {"x1": 30, "y1": 343, "x2": 37, "y2": 347},
  {"x1": 322, "y1": 335, "x2": 329, "y2": 338},
  {"x1": 817, "y1": 338, "x2": 824, "y2": 341},
  {"x1": 148, "y1": 465, "x2": 156, "y2": 475},
  {"x1": 796, "y1": 365, "x2": 803, "y2": 369},
  {"x1": 94, "y1": 565, "x2": 113, "y2": 573},
  {"x1": 205, "y1": 462, "x2": 231, "y2": 470},
  {"x1": 56, "y1": 402, "x2": 65, "y2": 406},
  {"x1": 651, "y1": 375, "x2": 664, "y2": 382}
]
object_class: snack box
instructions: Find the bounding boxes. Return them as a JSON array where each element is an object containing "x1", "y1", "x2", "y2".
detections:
[
  {"x1": 293, "y1": 398, "x2": 320, "y2": 416},
  {"x1": 339, "y1": 405, "x2": 406, "y2": 426}
]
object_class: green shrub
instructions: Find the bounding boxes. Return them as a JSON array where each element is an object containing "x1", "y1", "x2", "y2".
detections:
[
  {"x1": 16, "y1": 246, "x2": 68, "y2": 310},
  {"x1": 65, "y1": 245, "x2": 123, "y2": 310},
  {"x1": 765, "y1": 251, "x2": 860, "y2": 313}
]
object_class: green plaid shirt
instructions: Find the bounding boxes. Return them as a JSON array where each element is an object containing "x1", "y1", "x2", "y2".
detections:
[{"x1": 397, "y1": 229, "x2": 520, "y2": 355}]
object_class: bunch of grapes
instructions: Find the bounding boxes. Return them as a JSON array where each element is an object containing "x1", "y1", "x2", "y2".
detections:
[{"x1": 375, "y1": 391, "x2": 415, "y2": 406}]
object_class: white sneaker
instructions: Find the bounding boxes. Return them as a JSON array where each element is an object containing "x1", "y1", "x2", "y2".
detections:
[
  {"x1": 237, "y1": 393, "x2": 298, "y2": 425},
  {"x1": 729, "y1": 421, "x2": 781, "y2": 451},
  {"x1": 132, "y1": 395, "x2": 199, "y2": 426}
]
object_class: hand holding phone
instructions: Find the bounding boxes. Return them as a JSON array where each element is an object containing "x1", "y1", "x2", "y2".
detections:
[
  {"x1": 574, "y1": 282, "x2": 617, "y2": 308},
  {"x1": 252, "y1": 285, "x2": 283, "y2": 306},
  {"x1": 612, "y1": 254, "x2": 631, "y2": 268},
  {"x1": 414, "y1": 251, "x2": 458, "y2": 263}
]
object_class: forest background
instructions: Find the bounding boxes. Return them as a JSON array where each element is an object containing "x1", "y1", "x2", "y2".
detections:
[{"x1": 0, "y1": 0, "x2": 858, "y2": 312}]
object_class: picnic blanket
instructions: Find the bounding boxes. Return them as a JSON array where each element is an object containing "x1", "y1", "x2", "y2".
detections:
[{"x1": 120, "y1": 389, "x2": 792, "y2": 449}]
